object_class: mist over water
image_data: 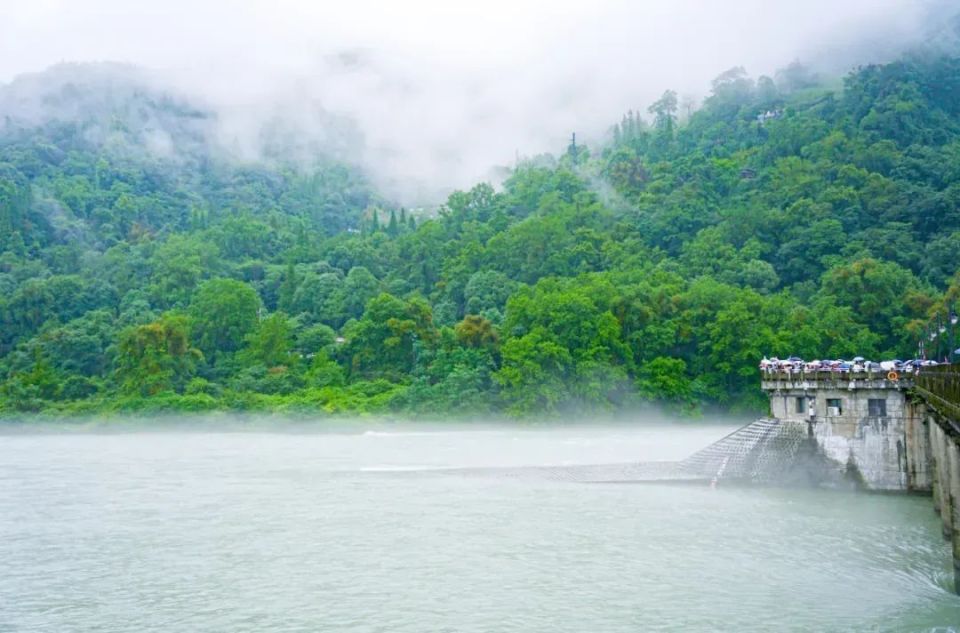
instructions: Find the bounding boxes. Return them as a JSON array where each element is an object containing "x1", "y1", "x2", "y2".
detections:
[{"x1": 2, "y1": 423, "x2": 959, "y2": 632}]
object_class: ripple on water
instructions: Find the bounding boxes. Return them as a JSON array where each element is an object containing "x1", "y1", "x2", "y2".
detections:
[{"x1": 1, "y1": 429, "x2": 960, "y2": 632}]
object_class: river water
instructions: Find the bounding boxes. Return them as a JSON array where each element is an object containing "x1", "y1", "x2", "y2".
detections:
[{"x1": 2, "y1": 423, "x2": 959, "y2": 632}]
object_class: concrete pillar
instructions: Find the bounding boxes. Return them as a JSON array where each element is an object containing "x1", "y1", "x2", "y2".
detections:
[
  {"x1": 905, "y1": 406, "x2": 932, "y2": 491},
  {"x1": 939, "y1": 426, "x2": 954, "y2": 540},
  {"x1": 932, "y1": 419, "x2": 943, "y2": 515},
  {"x1": 948, "y1": 439, "x2": 960, "y2": 595}
]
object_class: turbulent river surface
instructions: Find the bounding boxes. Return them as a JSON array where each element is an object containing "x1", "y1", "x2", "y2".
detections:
[{"x1": 2, "y1": 423, "x2": 960, "y2": 632}]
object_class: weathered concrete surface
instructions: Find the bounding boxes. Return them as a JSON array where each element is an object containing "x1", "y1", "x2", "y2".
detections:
[
  {"x1": 913, "y1": 366, "x2": 960, "y2": 592},
  {"x1": 908, "y1": 407, "x2": 960, "y2": 594},
  {"x1": 762, "y1": 375, "x2": 925, "y2": 491},
  {"x1": 935, "y1": 423, "x2": 954, "y2": 539},
  {"x1": 948, "y1": 437, "x2": 960, "y2": 590},
  {"x1": 904, "y1": 401, "x2": 933, "y2": 491},
  {"x1": 812, "y1": 416, "x2": 906, "y2": 490},
  {"x1": 931, "y1": 413, "x2": 943, "y2": 515}
]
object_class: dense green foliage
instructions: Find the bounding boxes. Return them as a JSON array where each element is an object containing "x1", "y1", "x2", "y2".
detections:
[{"x1": 2, "y1": 55, "x2": 959, "y2": 418}]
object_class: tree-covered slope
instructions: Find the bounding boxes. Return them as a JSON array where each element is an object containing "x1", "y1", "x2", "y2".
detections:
[{"x1": 1, "y1": 55, "x2": 958, "y2": 418}]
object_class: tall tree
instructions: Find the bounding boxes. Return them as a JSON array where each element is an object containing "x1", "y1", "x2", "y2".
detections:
[
  {"x1": 116, "y1": 314, "x2": 201, "y2": 396},
  {"x1": 648, "y1": 89, "x2": 679, "y2": 136},
  {"x1": 189, "y1": 279, "x2": 260, "y2": 362}
]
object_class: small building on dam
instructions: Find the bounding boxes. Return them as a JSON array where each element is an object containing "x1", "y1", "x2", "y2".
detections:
[{"x1": 761, "y1": 371, "x2": 926, "y2": 491}]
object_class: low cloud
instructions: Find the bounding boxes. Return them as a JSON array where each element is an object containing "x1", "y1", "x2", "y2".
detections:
[{"x1": 1, "y1": 0, "x2": 954, "y2": 203}]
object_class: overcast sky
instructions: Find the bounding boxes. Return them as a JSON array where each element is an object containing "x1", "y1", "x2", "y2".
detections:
[{"x1": 0, "y1": 0, "x2": 947, "y2": 202}]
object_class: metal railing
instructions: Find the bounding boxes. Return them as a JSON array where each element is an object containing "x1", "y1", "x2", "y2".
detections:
[
  {"x1": 913, "y1": 365, "x2": 960, "y2": 434},
  {"x1": 760, "y1": 369, "x2": 915, "y2": 388}
]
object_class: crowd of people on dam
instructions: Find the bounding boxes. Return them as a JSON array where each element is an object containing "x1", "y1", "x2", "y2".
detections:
[{"x1": 759, "y1": 357, "x2": 943, "y2": 375}]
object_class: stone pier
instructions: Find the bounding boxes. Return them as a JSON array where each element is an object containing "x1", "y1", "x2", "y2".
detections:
[
  {"x1": 914, "y1": 366, "x2": 960, "y2": 593},
  {"x1": 927, "y1": 415, "x2": 960, "y2": 590}
]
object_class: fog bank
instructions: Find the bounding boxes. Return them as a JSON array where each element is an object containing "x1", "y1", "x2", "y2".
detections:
[{"x1": 2, "y1": 0, "x2": 956, "y2": 203}]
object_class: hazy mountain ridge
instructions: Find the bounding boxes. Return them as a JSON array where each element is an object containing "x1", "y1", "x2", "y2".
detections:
[
  {"x1": 0, "y1": 52, "x2": 958, "y2": 418},
  {"x1": 0, "y1": 63, "x2": 215, "y2": 164},
  {"x1": 0, "y1": 62, "x2": 380, "y2": 257}
]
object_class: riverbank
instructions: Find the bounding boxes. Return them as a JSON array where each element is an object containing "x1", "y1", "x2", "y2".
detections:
[{"x1": 0, "y1": 386, "x2": 761, "y2": 426}]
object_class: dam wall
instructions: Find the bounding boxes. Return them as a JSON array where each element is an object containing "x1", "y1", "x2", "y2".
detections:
[
  {"x1": 761, "y1": 374, "x2": 930, "y2": 491},
  {"x1": 916, "y1": 366, "x2": 960, "y2": 592},
  {"x1": 928, "y1": 413, "x2": 960, "y2": 593},
  {"x1": 763, "y1": 367, "x2": 960, "y2": 591}
]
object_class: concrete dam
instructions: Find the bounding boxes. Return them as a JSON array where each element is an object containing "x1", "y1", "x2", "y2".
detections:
[
  {"x1": 443, "y1": 365, "x2": 960, "y2": 591},
  {"x1": 757, "y1": 365, "x2": 960, "y2": 591}
]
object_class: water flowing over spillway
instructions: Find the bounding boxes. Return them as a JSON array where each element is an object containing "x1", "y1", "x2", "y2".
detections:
[
  {"x1": 437, "y1": 418, "x2": 848, "y2": 487},
  {"x1": 677, "y1": 417, "x2": 846, "y2": 486}
]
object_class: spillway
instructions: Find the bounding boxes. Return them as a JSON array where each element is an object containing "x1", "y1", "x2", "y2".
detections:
[{"x1": 438, "y1": 418, "x2": 849, "y2": 487}]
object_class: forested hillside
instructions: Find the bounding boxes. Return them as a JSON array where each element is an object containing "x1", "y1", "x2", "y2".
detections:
[{"x1": 1, "y1": 56, "x2": 958, "y2": 418}]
